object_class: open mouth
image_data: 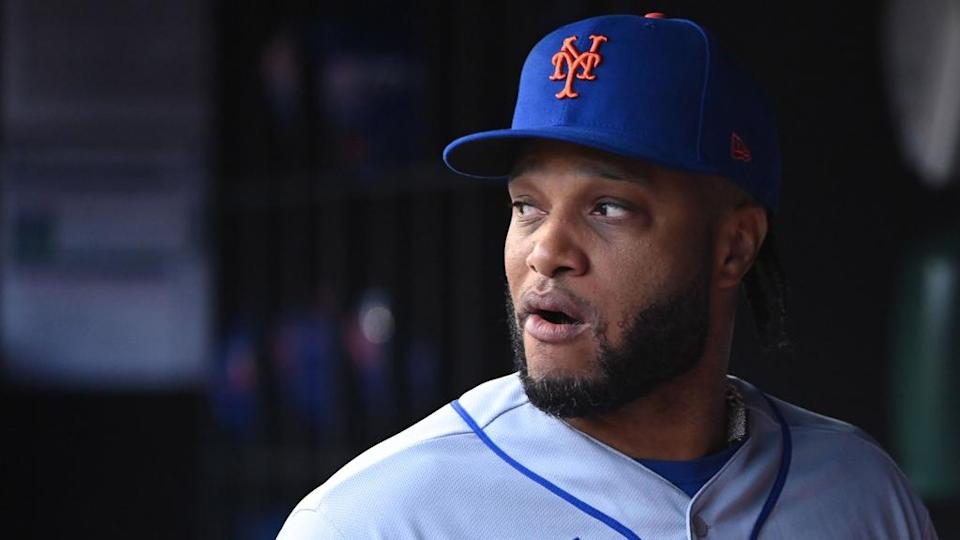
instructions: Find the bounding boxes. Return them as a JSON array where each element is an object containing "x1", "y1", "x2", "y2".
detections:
[
  {"x1": 535, "y1": 309, "x2": 582, "y2": 325},
  {"x1": 521, "y1": 291, "x2": 590, "y2": 343}
]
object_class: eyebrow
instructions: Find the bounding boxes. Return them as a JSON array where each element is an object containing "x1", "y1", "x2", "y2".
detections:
[
  {"x1": 507, "y1": 159, "x2": 540, "y2": 181},
  {"x1": 508, "y1": 158, "x2": 652, "y2": 186}
]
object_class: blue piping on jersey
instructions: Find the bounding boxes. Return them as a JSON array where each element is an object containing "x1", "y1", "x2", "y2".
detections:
[
  {"x1": 750, "y1": 392, "x2": 793, "y2": 540},
  {"x1": 450, "y1": 399, "x2": 642, "y2": 540},
  {"x1": 450, "y1": 392, "x2": 792, "y2": 540}
]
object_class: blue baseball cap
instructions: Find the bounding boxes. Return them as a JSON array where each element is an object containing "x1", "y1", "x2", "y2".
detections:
[{"x1": 443, "y1": 13, "x2": 781, "y2": 210}]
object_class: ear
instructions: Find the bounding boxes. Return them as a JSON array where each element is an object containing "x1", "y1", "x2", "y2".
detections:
[{"x1": 714, "y1": 205, "x2": 768, "y2": 289}]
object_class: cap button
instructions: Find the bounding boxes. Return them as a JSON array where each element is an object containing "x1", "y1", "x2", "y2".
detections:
[{"x1": 644, "y1": 12, "x2": 667, "y2": 19}]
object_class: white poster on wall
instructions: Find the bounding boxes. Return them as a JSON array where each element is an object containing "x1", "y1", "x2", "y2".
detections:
[{"x1": 1, "y1": 153, "x2": 210, "y2": 389}]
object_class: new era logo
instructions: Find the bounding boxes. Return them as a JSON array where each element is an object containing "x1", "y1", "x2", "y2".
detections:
[{"x1": 731, "y1": 132, "x2": 752, "y2": 162}]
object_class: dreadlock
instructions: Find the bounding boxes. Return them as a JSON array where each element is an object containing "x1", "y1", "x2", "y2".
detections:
[{"x1": 742, "y1": 217, "x2": 791, "y2": 353}]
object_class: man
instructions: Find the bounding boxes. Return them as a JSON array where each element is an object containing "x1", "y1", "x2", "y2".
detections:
[{"x1": 278, "y1": 14, "x2": 937, "y2": 539}]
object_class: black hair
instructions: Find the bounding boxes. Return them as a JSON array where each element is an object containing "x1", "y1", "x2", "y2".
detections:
[{"x1": 742, "y1": 218, "x2": 791, "y2": 353}]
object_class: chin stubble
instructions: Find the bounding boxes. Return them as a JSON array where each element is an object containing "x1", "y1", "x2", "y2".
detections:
[{"x1": 506, "y1": 272, "x2": 709, "y2": 419}]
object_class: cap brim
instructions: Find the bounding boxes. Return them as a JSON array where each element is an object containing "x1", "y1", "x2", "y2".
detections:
[{"x1": 443, "y1": 126, "x2": 717, "y2": 180}]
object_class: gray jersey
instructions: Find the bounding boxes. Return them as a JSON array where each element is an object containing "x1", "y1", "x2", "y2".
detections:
[{"x1": 278, "y1": 374, "x2": 937, "y2": 539}]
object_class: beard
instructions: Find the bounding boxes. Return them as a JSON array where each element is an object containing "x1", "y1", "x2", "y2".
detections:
[{"x1": 507, "y1": 270, "x2": 710, "y2": 419}]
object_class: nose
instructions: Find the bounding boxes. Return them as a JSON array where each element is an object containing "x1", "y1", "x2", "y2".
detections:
[{"x1": 525, "y1": 216, "x2": 589, "y2": 278}]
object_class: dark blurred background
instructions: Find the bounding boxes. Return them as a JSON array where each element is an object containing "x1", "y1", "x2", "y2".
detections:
[{"x1": 2, "y1": 0, "x2": 958, "y2": 538}]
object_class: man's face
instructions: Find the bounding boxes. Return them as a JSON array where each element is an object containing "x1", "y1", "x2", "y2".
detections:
[{"x1": 504, "y1": 141, "x2": 717, "y2": 418}]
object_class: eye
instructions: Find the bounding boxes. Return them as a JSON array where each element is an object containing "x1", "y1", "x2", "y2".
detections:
[
  {"x1": 511, "y1": 201, "x2": 540, "y2": 217},
  {"x1": 591, "y1": 202, "x2": 629, "y2": 218}
]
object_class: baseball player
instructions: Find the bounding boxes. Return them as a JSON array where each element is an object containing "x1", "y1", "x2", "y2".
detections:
[{"x1": 278, "y1": 14, "x2": 937, "y2": 539}]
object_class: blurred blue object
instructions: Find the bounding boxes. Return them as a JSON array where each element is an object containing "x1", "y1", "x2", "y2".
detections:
[
  {"x1": 271, "y1": 307, "x2": 341, "y2": 436},
  {"x1": 234, "y1": 506, "x2": 289, "y2": 540},
  {"x1": 309, "y1": 19, "x2": 427, "y2": 178},
  {"x1": 211, "y1": 318, "x2": 261, "y2": 438},
  {"x1": 407, "y1": 338, "x2": 440, "y2": 417}
]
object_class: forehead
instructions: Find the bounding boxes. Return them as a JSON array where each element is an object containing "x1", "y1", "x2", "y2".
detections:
[
  {"x1": 508, "y1": 140, "x2": 744, "y2": 219},
  {"x1": 508, "y1": 140, "x2": 685, "y2": 191}
]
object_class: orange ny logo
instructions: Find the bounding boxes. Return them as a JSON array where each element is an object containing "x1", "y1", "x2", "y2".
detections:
[{"x1": 549, "y1": 34, "x2": 608, "y2": 99}]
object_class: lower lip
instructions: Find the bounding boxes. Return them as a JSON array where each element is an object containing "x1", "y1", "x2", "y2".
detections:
[{"x1": 524, "y1": 314, "x2": 588, "y2": 343}]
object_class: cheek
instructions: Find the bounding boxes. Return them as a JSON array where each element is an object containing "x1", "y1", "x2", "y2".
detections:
[
  {"x1": 599, "y1": 241, "x2": 666, "y2": 294},
  {"x1": 503, "y1": 229, "x2": 527, "y2": 289},
  {"x1": 590, "y1": 241, "x2": 677, "y2": 330}
]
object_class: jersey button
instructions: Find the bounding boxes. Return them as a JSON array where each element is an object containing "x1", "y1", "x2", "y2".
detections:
[{"x1": 692, "y1": 515, "x2": 709, "y2": 538}]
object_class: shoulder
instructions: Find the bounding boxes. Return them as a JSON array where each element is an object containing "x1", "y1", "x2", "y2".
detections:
[
  {"x1": 752, "y1": 385, "x2": 903, "y2": 475},
  {"x1": 277, "y1": 374, "x2": 529, "y2": 539},
  {"x1": 732, "y1": 377, "x2": 937, "y2": 538},
  {"x1": 733, "y1": 376, "x2": 896, "y2": 463}
]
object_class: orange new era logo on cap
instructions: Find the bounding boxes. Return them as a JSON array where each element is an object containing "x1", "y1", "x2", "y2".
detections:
[
  {"x1": 548, "y1": 34, "x2": 608, "y2": 99},
  {"x1": 731, "y1": 132, "x2": 752, "y2": 162}
]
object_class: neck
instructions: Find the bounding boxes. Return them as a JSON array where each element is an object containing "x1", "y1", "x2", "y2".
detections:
[{"x1": 566, "y1": 362, "x2": 729, "y2": 460}]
